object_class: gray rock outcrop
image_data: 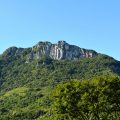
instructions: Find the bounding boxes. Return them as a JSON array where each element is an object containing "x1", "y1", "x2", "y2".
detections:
[{"x1": 28, "y1": 41, "x2": 98, "y2": 60}]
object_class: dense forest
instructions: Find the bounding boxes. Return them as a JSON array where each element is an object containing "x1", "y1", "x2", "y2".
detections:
[{"x1": 0, "y1": 44, "x2": 120, "y2": 120}]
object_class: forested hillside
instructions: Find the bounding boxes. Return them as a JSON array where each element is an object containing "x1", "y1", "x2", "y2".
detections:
[{"x1": 0, "y1": 42, "x2": 120, "y2": 120}]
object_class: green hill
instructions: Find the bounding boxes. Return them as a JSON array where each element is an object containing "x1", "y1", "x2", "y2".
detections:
[{"x1": 0, "y1": 41, "x2": 120, "y2": 119}]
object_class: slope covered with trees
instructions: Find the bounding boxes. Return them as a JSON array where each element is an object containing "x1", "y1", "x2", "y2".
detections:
[
  {"x1": 50, "y1": 75, "x2": 120, "y2": 120},
  {"x1": 0, "y1": 43, "x2": 120, "y2": 119}
]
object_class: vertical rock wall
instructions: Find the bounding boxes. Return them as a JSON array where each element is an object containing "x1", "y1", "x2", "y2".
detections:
[{"x1": 29, "y1": 41, "x2": 97, "y2": 60}]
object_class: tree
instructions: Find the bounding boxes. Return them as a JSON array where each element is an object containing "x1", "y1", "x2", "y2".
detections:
[{"x1": 50, "y1": 76, "x2": 120, "y2": 120}]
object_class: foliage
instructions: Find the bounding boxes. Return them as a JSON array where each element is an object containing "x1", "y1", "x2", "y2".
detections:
[
  {"x1": 50, "y1": 75, "x2": 120, "y2": 120},
  {"x1": 0, "y1": 52, "x2": 120, "y2": 119}
]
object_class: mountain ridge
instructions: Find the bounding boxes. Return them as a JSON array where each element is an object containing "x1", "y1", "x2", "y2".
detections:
[{"x1": 1, "y1": 41, "x2": 98, "y2": 61}]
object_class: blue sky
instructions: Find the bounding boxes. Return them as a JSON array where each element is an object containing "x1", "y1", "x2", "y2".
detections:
[{"x1": 0, "y1": 0, "x2": 120, "y2": 60}]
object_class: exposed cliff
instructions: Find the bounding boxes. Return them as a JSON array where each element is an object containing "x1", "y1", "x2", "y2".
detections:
[
  {"x1": 1, "y1": 41, "x2": 98, "y2": 62},
  {"x1": 28, "y1": 41, "x2": 98, "y2": 60}
]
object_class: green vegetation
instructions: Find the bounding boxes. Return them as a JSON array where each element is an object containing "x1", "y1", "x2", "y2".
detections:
[
  {"x1": 49, "y1": 75, "x2": 120, "y2": 120},
  {"x1": 0, "y1": 51, "x2": 120, "y2": 119}
]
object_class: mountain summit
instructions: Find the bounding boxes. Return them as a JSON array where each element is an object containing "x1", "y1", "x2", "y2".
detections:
[
  {"x1": 2, "y1": 41, "x2": 98, "y2": 61},
  {"x1": 31, "y1": 41, "x2": 97, "y2": 60}
]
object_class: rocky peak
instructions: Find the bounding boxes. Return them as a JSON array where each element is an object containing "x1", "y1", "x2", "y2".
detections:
[
  {"x1": 28, "y1": 41, "x2": 98, "y2": 61},
  {"x1": 1, "y1": 41, "x2": 98, "y2": 62},
  {"x1": 58, "y1": 40, "x2": 67, "y2": 46}
]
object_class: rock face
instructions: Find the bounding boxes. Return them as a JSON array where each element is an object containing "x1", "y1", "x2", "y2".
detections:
[
  {"x1": 28, "y1": 41, "x2": 98, "y2": 60},
  {"x1": 1, "y1": 41, "x2": 98, "y2": 61}
]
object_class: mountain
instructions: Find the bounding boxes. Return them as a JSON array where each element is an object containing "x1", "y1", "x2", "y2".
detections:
[
  {"x1": 1, "y1": 41, "x2": 97, "y2": 61},
  {"x1": 0, "y1": 41, "x2": 120, "y2": 119},
  {"x1": 30, "y1": 41, "x2": 98, "y2": 60}
]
